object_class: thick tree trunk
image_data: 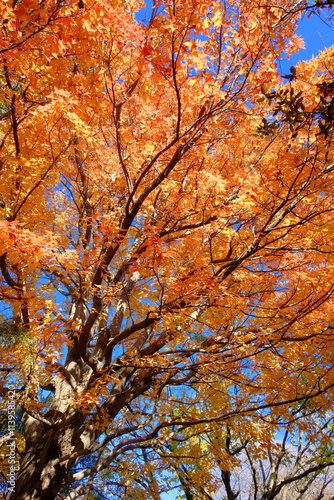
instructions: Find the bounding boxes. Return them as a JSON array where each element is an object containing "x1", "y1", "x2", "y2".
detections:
[
  {"x1": 10, "y1": 409, "x2": 81, "y2": 500},
  {"x1": 11, "y1": 456, "x2": 67, "y2": 500},
  {"x1": 10, "y1": 437, "x2": 72, "y2": 499}
]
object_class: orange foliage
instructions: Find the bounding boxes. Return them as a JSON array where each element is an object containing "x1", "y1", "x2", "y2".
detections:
[{"x1": 0, "y1": 0, "x2": 333, "y2": 498}]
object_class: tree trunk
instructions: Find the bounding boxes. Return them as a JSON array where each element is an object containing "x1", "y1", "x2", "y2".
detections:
[{"x1": 10, "y1": 409, "x2": 81, "y2": 500}]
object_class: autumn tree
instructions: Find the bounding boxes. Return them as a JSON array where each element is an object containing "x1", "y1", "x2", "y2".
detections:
[
  {"x1": 162, "y1": 411, "x2": 334, "y2": 500},
  {"x1": 0, "y1": 0, "x2": 334, "y2": 499}
]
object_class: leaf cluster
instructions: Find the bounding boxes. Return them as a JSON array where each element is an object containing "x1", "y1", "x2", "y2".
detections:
[
  {"x1": 0, "y1": 318, "x2": 28, "y2": 345},
  {"x1": 258, "y1": 75, "x2": 334, "y2": 138}
]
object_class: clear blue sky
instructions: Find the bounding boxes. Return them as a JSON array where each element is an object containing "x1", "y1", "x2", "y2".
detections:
[{"x1": 279, "y1": 7, "x2": 334, "y2": 73}]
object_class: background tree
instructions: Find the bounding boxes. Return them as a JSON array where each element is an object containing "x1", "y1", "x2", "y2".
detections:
[
  {"x1": 0, "y1": 1, "x2": 334, "y2": 499},
  {"x1": 161, "y1": 411, "x2": 334, "y2": 500}
]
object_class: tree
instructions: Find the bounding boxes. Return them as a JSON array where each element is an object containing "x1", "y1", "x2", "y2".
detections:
[
  {"x1": 0, "y1": 0, "x2": 334, "y2": 499},
  {"x1": 163, "y1": 411, "x2": 334, "y2": 500}
]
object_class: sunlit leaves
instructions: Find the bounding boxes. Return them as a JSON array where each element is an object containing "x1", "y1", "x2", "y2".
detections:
[{"x1": 0, "y1": 0, "x2": 334, "y2": 498}]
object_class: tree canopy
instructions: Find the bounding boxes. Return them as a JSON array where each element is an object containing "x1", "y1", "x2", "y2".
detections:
[{"x1": 0, "y1": 0, "x2": 334, "y2": 499}]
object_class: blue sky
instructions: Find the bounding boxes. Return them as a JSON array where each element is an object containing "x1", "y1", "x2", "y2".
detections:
[{"x1": 279, "y1": 7, "x2": 334, "y2": 73}]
